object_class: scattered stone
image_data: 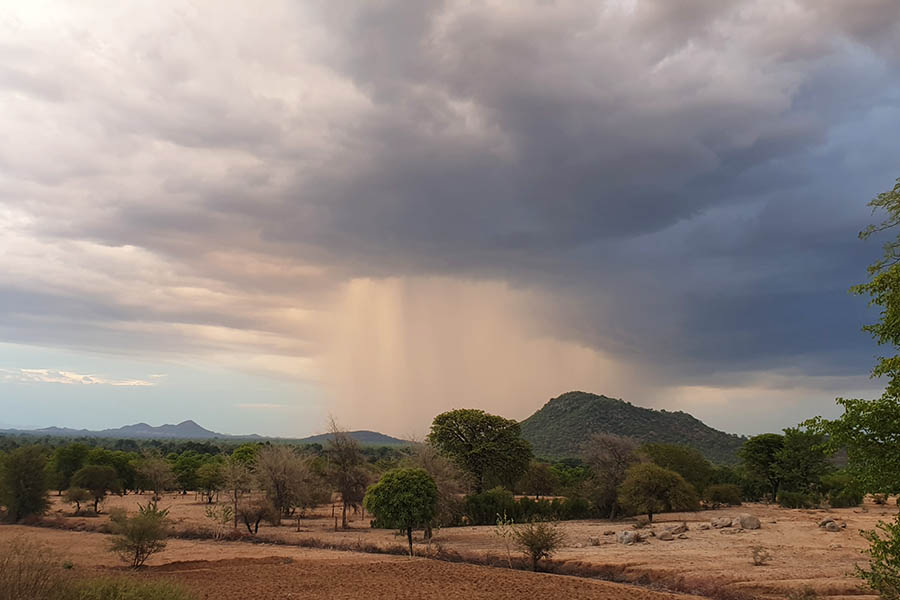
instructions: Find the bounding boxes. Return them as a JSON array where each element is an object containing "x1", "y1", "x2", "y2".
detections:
[
  {"x1": 818, "y1": 517, "x2": 835, "y2": 528},
  {"x1": 588, "y1": 537, "x2": 601, "y2": 546},
  {"x1": 720, "y1": 528, "x2": 740, "y2": 535},
  {"x1": 698, "y1": 523, "x2": 710, "y2": 530},
  {"x1": 677, "y1": 533, "x2": 688, "y2": 539},
  {"x1": 739, "y1": 514, "x2": 761, "y2": 530},
  {"x1": 825, "y1": 521, "x2": 841, "y2": 532},
  {"x1": 712, "y1": 517, "x2": 733, "y2": 529},
  {"x1": 840, "y1": 521, "x2": 847, "y2": 529},
  {"x1": 828, "y1": 543, "x2": 842, "y2": 550},
  {"x1": 666, "y1": 522, "x2": 689, "y2": 535},
  {"x1": 617, "y1": 531, "x2": 642, "y2": 545},
  {"x1": 603, "y1": 530, "x2": 615, "y2": 536},
  {"x1": 658, "y1": 531, "x2": 674, "y2": 541}
]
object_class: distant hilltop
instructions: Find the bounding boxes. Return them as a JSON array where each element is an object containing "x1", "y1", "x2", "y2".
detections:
[
  {"x1": 0, "y1": 420, "x2": 408, "y2": 446},
  {"x1": 520, "y1": 391, "x2": 746, "y2": 464}
]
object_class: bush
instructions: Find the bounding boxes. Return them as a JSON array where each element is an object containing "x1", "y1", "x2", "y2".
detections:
[
  {"x1": 63, "y1": 577, "x2": 194, "y2": 600},
  {"x1": 463, "y1": 488, "x2": 594, "y2": 525},
  {"x1": 778, "y1": 491, "x2": 817, "y2": 509},
  {"x1": 0, "y1": 445, "x2": 50, "y2": 521},
  {"x1": 109, "y1": 502, "x2": 170, "y2": 568},
  {"x1": 820, "y1": 471, "x2": 863, "y2": 508},
  {"x1": 873, "y1": 493, "x2": 889, "y2": 505},
  {"x1": 63, "y1": 487, "x2": 92, "y2": 515},
  {"x1": 857, "y1": 513, "x2": 900, "y2": 599},
  {"x1": 0, "y1": 538, "x2": 65, "y2": 600},
  {"x1": 512, "y1": 519, "x2": 566, "y2": 571},
  {"x1": 618, "y1": 463, "x2": 700, "y2": 522},
  {"x1": 464, "y1": 487, "x2": 517, "y2": 525},
  {"x1": 704, "y1": 484, "x2": 743, "y2": 507}
]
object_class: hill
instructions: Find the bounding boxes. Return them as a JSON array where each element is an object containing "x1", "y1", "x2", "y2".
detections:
[
  {"x1": 520, "y1": 391, "x2": 745, "y2": 464},
  {"x1": 295, "y1": 430, "x2": 408, "y2": 446}
]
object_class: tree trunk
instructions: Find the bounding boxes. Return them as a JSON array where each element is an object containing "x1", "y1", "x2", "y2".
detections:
[
  {"x1": 232, "y1": 489, "x2": 239, "y2": 528},
  {"x1": 341, "y1": 501, "x2": 348, "y2": 528},
  {"x1": 407, "y1": 527, "x2": 413, "y2": 557},
  {"x1": 648, "y1": 511, "x2": 653, "y2": 523},
  {"x1": 424, "y1": 522, "x2": 432, "y2": 541},
  {"x1": 94, "y1": 497, "x2": 100, "y2": 514}
]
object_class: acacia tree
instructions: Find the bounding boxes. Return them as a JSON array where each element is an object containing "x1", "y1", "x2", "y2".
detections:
[
  {"x1": 618, "y1": 463, "x2": 699, "y2": 522},
  {"x1": 326, "y1": 421, "x2": 370, "y2": 529},
  {"x1": 0, "y1": 445, "x2": 50, "y2": 521},
  {"x1": 134, "y1": 456, "x2": 175, "y2": 501},
  {"x1": 427, "y1": 409, "x2": 532, "y2": 493},
  {"x1": 363, "y1": 468, "x2": 438, "y2": 556},
  {"x1": 222, "y1": 455, "x2": 251, "y2": 528},
  {"x1": 739, "y1": 434, "x2": 784, "y2": 502},
  {"x1": 71, "y1": 464, "x2": 119, "y2": 513},
  {"x1": 51, "y1": 443, "x2": 90, "y2": 494},
  {"x1": 582, "y1": 433, "x2": 640, "y2": 519},
  {"x1": 255, "y1": 445, "x2": 322, "y2": 521},
  {"x1": 402, "y1": 442, "x2": 469, "y2": 536},
  {"x1": 641, "y1": 443, "x2": 714, "y2": 494},
  {"x1": 196, "y1": 461, "x2": 224, "y2": 504}
]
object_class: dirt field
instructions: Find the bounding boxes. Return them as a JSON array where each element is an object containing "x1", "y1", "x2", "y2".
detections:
[{"x1": 13, "y1": 493, "x2": 900, "y2": 599}]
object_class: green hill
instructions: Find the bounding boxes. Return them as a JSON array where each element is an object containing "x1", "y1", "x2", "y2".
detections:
[{"x1": 520, "y1": 391, "x2": 745, "y2": 464}]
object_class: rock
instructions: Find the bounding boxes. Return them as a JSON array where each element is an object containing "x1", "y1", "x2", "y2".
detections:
[
  {"x1": 617, "y1": 531, "x2": 642, "y2": 545},
  {"x1": 666, "y1": 522, "x2": 689, "y2": 535},
  {"x1": 731, "y1": 517, "x2": 743, "y2": 528},
  {"x1": 840, "y1": 521, "x2": 847, "y2": 529},
  {"x1": 828, "y1": 543, "x2": 842, "y2": 550},
  {"x1": 588, "y1": 536, "x2": 601, "y2": 546},
  {"x1": 720, "y1": 528, "x2": 740, "y2": 535},
  {"x1": 698, "y1": 523, "x2": 710, "y2": 530},
  {"x1": 825, "y1": 521, "x2": 841, "y2": 532},
  {"x1": 603, "y1": 530, "x2": 615, "y2": 536},
  {"x1": 711, "y1": 517, "x2": 733, "y2": 529},
  {"x1": 658, "y1": 530, "x2": 674, "y2": 541},
  {"x1": 677, "y1": 533, "x2": 688, "y2": 539},
  {"x1": 738, "y1": 514, "x2": 761, "y2": 530},
  {"x1": 818, "y1": 517, "x2": 835, "y2": 528}
]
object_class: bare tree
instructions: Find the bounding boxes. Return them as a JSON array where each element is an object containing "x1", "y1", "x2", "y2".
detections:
[
  {"x1": 221, "y1": 456, "x2": 251, "y2": 528},
  {"x1": 255, "y1": 445, "x2": 319, "y2": 523},
  {"x1": 325, "y1": 419, "x2": 370, "y2": 529},
  {"x1": 582, "y1": 433, "x2": 640, "y2": 519}
]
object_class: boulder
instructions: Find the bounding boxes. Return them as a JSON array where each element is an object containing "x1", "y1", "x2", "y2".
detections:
[
  {"x1": 818, "y1": 517, "x2": 835, "y2": 528},
  {"x1": 825, "y1": 521, "x2": 841, "y2": 532},
  {"x1": 617, "y1": 531, "x2": 642, "y2": 545},
  {"x1": 658, "y1": 531, "x2": 674, "y2": 541},
  {"x1": 677, "y1": 533, "x2": 689, "y2": 539},
  {"x1": 588, "y1": 536, "x2": 601, "y2": 546},
  {"x1": 738, "y1": 514, "x2": 761, "y2": 530},
  {"x1": 603, "y1": 530, "x2": 615, "y2": 536},
  {"x1": 698, "y1": 523, "x2": 710, "y2": 530},
  {"x1": 666, "y1": 522, "x2": 689, "y2": 535},
  {"x1": 711, "y1": 517, "x2": 733, "y2": 529}
]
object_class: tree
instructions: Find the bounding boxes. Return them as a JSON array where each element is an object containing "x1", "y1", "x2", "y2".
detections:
[
  {"x1": 51, "y1": 443, "x2": 90, "y2": 494},
  {"x1": 739, "y1": 434, "x2": 784, "y2": 502},
  {"x1": 255, "y1": 445, "x2": 320, "y2": 520},
  {"x1": 134, "y1": 456, "x2": 175, "y2": 500},
  {"x1": 402, "y1": 442, "x2": 469, "y2": 535},
  {"x1": 86, "y1": 448, "x2": 138, "y2": 493},
  {"x1": 0, "y1": 445, "x2": 50, "y2": 521},
  {"x1": 776, "y1": 427, "x2": 833, "y2": 495},
  {"x1": 363, "y1": 468, "x2": 438, "y2": 556},
  {"x1": 169, "y1": 451, "x2": 203, "y2": 494},
  {"x1": 195, "y1": 461, "x2": 224, "y2": 504},
  {"x1": 581, "y1": 433, "x2": 640, "y2": 519},
  {"x1": 222, "y1": 455, "x2": 251, "y2": 528},
  {"x1": 427, "y1": 409, "x2": 532, "y2": 493},
  {"x1": 71, "y1": 464, "x2": 118, "y2": 513},
  {"x1": 512, "y1": 519, "x2": 566, "y2": 571},
  {"x1": 618, "y1": 463, "x2": 699, "y2": 522},
  {"x1": 237, "y1": 497, "x2": 276, "y2": 534},
  {"x1": 856, "y1": 513, "x2": 900, "y2": 599},
  {"x1": 518, "y1": 461, "x2": 559, "y2": 499},
  {"x1": 325, "y1": 422, "x2": 370, "y2": 528},
  {"x1": 641, "y1": 443, "x2": 714, "y2": 494},
  {"x1": 63, "y1": 487, "x2": 92, "y2": 515},
  {"x1": 109, "y1": 502, "x2": 170, "y2": 568}
]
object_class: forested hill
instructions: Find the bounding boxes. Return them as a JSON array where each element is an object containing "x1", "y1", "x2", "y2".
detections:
[{"x1": 520, "y1": 391, "x2": 745, "y2": 464}]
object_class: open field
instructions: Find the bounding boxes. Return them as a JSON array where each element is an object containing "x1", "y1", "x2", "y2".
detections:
[{"x1": 8, "y1": 493, "x2": 899, "y2": 599}]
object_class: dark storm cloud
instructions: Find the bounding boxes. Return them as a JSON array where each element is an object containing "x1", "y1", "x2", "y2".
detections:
[{"x1": 2, "y1": 0, "x2": 900, "y2": 393}]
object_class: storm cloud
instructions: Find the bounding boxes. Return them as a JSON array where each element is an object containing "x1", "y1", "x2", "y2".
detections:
[{"x1": 2, "y1": 1, "x2": 899, "y2": 434}]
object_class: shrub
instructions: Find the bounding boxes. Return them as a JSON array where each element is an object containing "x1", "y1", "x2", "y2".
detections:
[
  {"x1": 64, "y1": 577, "x2": 194, "y2": 600},
  {"x1": 464, "y1": 487, "x2": 517, "y2": 525},
  {"x1": 704, "y1": 484, "x2": 743, "y2": 507},
  {"x1": 109, "y1": 502, "x2": 170, "y2": 568},
  {"x1": 778, "y1": 491, "x2": 817, "y2": 509},
  {"x1": 820, "y1": 471, "x2": 863, "y2": 508},
  {"x1": 512, "y1": 519, "x2": 566, "y2": 571},
  {"x1": 857, "y1": 513, "x2": 900, "y2": 599},
  {"x1": 237, "y1": 497, "x2": 275, "y2": 534},
  {"x1": 0, "y1": 538, "x2": 65, "y2": 600},
  {"x1": 63, "y1": 487, "x2": 92, "y2": 515},
  {"x1": 0, "y1": 445, "x2": 50, "y2": 521},
  {"x1": 873, "y1": 493, "x2": 888, "y2": 505}
]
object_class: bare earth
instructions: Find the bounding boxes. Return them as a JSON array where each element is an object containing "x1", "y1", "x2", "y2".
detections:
[{"x1": 4, "y1": 493, "x2": 897, "y2": 599}]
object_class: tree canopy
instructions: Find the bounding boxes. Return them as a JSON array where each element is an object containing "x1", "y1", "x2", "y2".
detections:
[
  {"x1": 618, "y1": 462, "x2": 699, "y2": 522},
  {"x1": 363, "y1": 467, "x2": 438, "y2": 556},
  {"x1": 428, "y1": 409, "x2": 532, "y2": 493},
  {"x1": 739, "y1": 433, "x2": 784, "y2": 502}
]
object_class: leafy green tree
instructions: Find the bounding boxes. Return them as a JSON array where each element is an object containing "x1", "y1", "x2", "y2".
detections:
[
  {"x1": 231, "y1": 443, "x2": 260, "y2": 466},
  {"x1": 134, "y1": 456, "x2": 175, "y2": 500},
  {"x1": 401, "y1": 443, "x2": 469, "y2": 535},
  {"x1": 428, "y1": 409, "x2": 532, "y2": 493},
  {"x1": 739, "y1": 433, "x2": 784, "y2": 502},
  {"x1": 582, "y1": 433, "x2": 640, "y2": 519},
  {"x1": 87, "y1": 448, "x2": 138, "y2": 493},
  {"x1": 63, "y1": 487, "x2": 92, "y2": 515},
  {"x1": 618, "y1": 463, "x2": 699, "y2": 522},
  {"x1": 363, "y1": 468, "x2": 438, "y2": 556},
  {"x1": 857, "y1": 513, "x2": 900, "y2": 599},
  {"x1": 51, "y1": 443, "x2": 90, "y2": 493},
  {"x1": 195, "y1": 461, "x2": 224, "y2": 504},
  {"x1": 517, "y1": 461, "x2": 559, "y2": 499},
  {"x1": 641, "y1": 443, "x2": 714, "y2": 494},
  {"x1": 169, "y1": 451, "x2": 203, "y2": 494},
  {"x1": 776, "y1": 427, "x2": 833, "y2": 495},
  {"x1": 72, "y1": 464, "x2": 119, "y2": 513},
  {"x1": 0, "y1": 445, "x2": 50, "y2": 521}
]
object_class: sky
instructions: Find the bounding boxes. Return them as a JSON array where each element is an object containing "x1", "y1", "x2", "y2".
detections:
[{"x1": 2, "y1": 1, "x2": 900, "y2": 438}]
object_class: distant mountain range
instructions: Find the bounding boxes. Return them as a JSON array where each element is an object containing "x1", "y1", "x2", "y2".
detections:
[
  {"x1": 0, "y1": 420, "x2": 408, "y2": 446},
  {"x1": 520, "y1": 391, "x2": 746, "y2": 464}
]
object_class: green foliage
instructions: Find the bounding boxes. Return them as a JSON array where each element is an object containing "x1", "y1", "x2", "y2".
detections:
[
  {"x1": 0, "y1": 445, "x2": 50, "y2": 521},
  {"x1": 703, "y1": 483, "x2": 743, "y2": 507},
  {"x1": 517, "y1": 461, "x2": 559, "y2": 498},
  {"x1": 520, "y1": 391, "x2": 745, "y2": 463},
  {"x1": 51, "y1": 443, "x2": 90, "y2": 492},
  {"x1": 806, "y1": 396, "x2": 900, "y2": 494},
  {"x1": 821, "y1": 471, "x2": 864, "y2": 508},
  {"x1": 642, "y1": 443, "x2": 714, "y2": 493},
  {"x1": 464, "y1": 487, "x2": 516, "y2": 525},
  {"x1": 512, "y1": 519, "x2": 566, "y2": 571},
  {"x1": 776, "y1": 427, "x2": 833, "y2": 495},
  {"x1": 739, "y1": 433, "x2": 784, "y2": 502},
  {"x1": 364, "y1": 467, "x2": 438, "y2": 556},
  {"x1": 71, "y1": 465, "x2": 119, "y2": 513},
  {"x1": 231, "y1": 443, "x2": 261, "y2": 465},
  {"x1": 777, "y1": 491, "x2": 817, "y2": 509},
  {"x1": 428, "y1": 409, "x2": 532, "y2": 493},
  {"x1": 109, "y1": 502, "x2": 170, "y2": 568},
  {"x1": 195, "y1": 461, "x2": 223, "y2": 503},
  {"x1": 0, "y1": 537, "x2": 65, "y2": 600},
  {"x1": 63, "y1": 487, "x2": 92, "y2": 515},
  {"x1": 618, "y1": 463, "x2": 700, "y2": 522},
  {"x1": 168, "y1": 451, "x2": 203, "y2": 493},
  {"x1": 857, "y1": 513, "x2": 900, "y2": 599},
  {"x1": 85, "y1": 448, "x2": 138, "y2": 492}
]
